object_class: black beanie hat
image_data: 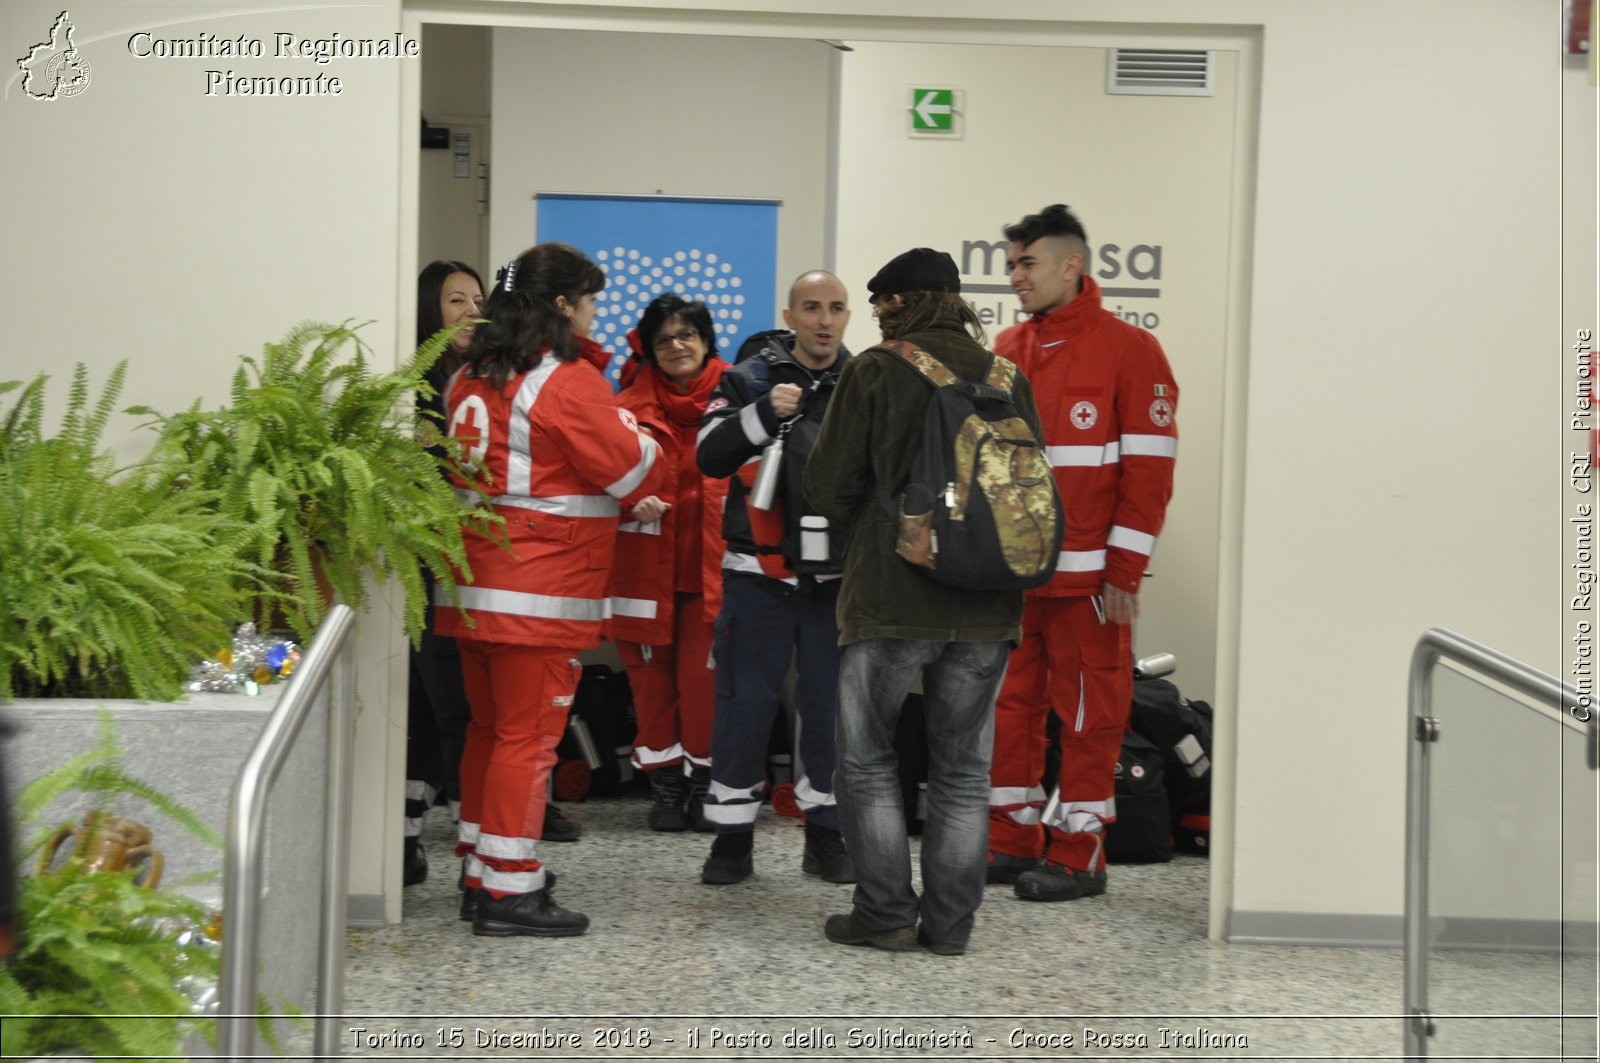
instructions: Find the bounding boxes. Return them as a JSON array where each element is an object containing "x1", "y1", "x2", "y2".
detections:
[{"x1": 866, "y1": 247, "x2": 961, "y2": 303}]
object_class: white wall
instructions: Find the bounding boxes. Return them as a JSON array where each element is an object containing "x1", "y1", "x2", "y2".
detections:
[
  {"x1": 487, "y1": 28, "x2": 837, "y2": 317},
  {"x1": 3, "y1": 0, "x2": 413, "y2": 924}
]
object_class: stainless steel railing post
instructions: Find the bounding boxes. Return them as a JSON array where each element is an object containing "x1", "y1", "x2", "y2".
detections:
[
  {"x1": 1402, "y1": 627, "x2": 1589, "y2": 1059},
  {"x1": 218, "y1": 605, "x2": 356, "y2": 1060}
]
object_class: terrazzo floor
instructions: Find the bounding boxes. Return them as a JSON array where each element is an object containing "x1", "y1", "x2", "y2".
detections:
[{"x1": 323, "y1": 796, "x2": 1596, "y2": 1063}]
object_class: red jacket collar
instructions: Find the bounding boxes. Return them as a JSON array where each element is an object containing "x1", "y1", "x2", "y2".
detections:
[
  {"x1": 575, "y1": 334, "x2": 611, "y2": 375},
  {"x1": 1029, "y1": 274, "x2": 1104, "y2": 338}
]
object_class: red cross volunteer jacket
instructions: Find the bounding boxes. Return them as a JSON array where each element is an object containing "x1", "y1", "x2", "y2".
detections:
[
  {"x1": 994, "y1": 275, "x2": 1179, "y2": 598},
  {"x1": 435, "y1": 341, "x2": 667, "y2": 649}
]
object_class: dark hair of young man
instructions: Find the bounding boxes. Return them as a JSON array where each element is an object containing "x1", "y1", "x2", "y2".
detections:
[{"x1": 1002, "y1": 203, "x2": 1089, "y2": 248}]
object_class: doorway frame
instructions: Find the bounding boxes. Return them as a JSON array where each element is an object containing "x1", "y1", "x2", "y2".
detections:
[{"x1": 398, "y1": 1, "x2": 1261, "y2": 942}]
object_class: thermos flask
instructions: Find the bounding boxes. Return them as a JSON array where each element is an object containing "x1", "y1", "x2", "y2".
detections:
[{"x1": 749, "y1": 421, "x2": 790, "y2": 511}]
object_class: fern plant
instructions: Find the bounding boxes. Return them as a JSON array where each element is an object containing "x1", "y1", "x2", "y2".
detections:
[
  {"x1": 0, "y1": 364, "x2": 260, "y2": 700},
  {"x1": 0, "y1": 713, "x2": 284, "y2": 1060},
  {"x1": 140, "y1": 321, "x2": 494, "y2": 640}
]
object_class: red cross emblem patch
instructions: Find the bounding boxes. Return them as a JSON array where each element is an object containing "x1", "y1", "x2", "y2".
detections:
[{"x1": 1069, "y1": 400, "x2": 1098, "y2": 430}]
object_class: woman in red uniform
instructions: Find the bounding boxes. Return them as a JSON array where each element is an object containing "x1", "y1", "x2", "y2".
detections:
[
  {"x1": 608, "y1": 295, "x2": 728, "y2": 831},
  {"x1": 438, "y1": 243, "x2": 666, "y2": 937}
]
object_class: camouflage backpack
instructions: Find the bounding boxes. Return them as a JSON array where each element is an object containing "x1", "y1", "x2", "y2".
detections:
[{"x1": 878, "y1": 340, "x2": 1062, "y2": 590}]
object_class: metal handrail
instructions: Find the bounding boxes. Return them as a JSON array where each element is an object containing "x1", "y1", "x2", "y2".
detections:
[
  {"x1": 218, "y1": 604, "x2": 356, "y2": 1059},
  {"x1": 1403, "y1": 627, "x2": 1594, "y2": 1057}
]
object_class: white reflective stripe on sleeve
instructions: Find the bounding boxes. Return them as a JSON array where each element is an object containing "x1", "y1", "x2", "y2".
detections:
[
  {"x1": 455, "y1": 585, "x2": 611, "y2": 622},
  {"x1": 404, "y1": 815, "x2": 425, "y2": 837},
  {"x1": 618, "y1": 518, "x2": 663, "y2": 536},
  {"x1": 1046, "y1": 442, "x2": 1120, "y2": 467},
  {"x1": 476, "y1": 492, "x2": 621, "y2": 517},
  {"x1": 739, "y1": 402, "x2": 771, "y2": 446},
  {"x1": 792, "y1": 774, "x2": 836, "y2": 811},
  {"x1": 1120, "y1": 433, "x2": 1178, "y2": 458},
  {"x1": 457, "y1": 820, "x2": 480, "y2": 847},
  {"x1": 505, "y1": 357, "x2": 561, "y2": 497},
  {"x1": 989, "y1": 785, "x2": 1045, "y2": 809},
  {"x1": 610, "y1": 596, "x2": 658, "y2": 620},
  {"x1": 1056, "y1": 549, "x2": 1108, "y2": 572},
  {"x1": 1107, "y1": 525, "x2": 1157, "y2": 557},
  {"x1": 607, "y1": 433, "x2": 659, "y2": 499},
  {"x1": 405, "y1": 779, "x2": 436, "y2": 803}
]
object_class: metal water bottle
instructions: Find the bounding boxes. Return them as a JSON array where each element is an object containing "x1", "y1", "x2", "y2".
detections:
[{"x1": 749, "y1": 420, "x2": 790, "y2": 511}]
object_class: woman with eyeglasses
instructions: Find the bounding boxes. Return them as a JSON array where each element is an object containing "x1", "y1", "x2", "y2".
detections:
[{"x1": 607, "y1": 294, "x2": 729, "y2": 832}]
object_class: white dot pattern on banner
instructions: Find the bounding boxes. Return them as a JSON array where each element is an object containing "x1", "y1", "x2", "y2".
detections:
[{"x1": 588, "y1": 245, "x2": 753, "y2": 386}]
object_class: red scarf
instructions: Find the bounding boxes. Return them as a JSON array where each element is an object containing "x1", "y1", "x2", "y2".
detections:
[{"x1": 639, "y1": 357, "x2": 726, "y2": 428}]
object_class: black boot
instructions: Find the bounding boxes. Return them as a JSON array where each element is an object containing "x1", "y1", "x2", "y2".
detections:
[
  {"x1": 460, "y1": 865, "x2": 556, "y2": 923},
  {"x1": 543, "y1": 803, "x2": 581, "y2": 843},
  {"x1": 472, "y1": 878, "x2": 587, "y2": 937},
  {"x1": 685, "y1": 765, "x2": 713, "y2": 833},
  {"x1": 403, "y1": 836, "x2": 427, "y2": 887},
  {"x1": 647, "y1": 768, "x2": 690, "y2": 832},
  {"x1": 700, "y1": 830, "x2": 754, "y2": 885},
  {"x1": 802, "y1": 822, "x2": 857, "y2": 883}
]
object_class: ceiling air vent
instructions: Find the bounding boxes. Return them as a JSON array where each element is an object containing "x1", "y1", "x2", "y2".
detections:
[{"x1": 1107, "y1": 48, "x2": 1214, "y2": 97}]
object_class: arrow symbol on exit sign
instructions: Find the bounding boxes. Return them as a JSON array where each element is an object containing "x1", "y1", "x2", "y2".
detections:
[{"x1": 912, "y1": 89, "x2": 954, "y2": 130}]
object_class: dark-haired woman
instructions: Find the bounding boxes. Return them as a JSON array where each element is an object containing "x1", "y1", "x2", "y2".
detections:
[
  {"x1": 437, "y1": 243, "x2": 666, "y2": 937},
  {"x1": 608, "y1": 295, "x2": 728, "y2": 832},
  {"x1": 403, "y1": 261, "x2": 483, "y2": 887}
]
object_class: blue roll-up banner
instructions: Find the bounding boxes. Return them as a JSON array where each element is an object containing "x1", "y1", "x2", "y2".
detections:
[{"x1": 536, "y1": 194, "x2": 779, "y2": 388}]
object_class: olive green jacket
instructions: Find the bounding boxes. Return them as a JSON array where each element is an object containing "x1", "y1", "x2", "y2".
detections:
[{"x1": 803, "y1": 308, "x2": 1040, "y2": 646}]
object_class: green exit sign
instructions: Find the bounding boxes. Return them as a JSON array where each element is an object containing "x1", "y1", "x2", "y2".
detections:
[{"x1": 909, "y1": 87, "x2": 962, "y2": 137}]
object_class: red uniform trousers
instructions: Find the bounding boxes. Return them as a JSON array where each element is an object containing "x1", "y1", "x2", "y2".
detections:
[
  {"x1": 455, "y1": 639, "x2": 581, "y2": 897},
  {"x1": 617, "y1": 591, "x2": 715, "y2": 775},
  {"x1": 989, "y1": 595, "x2": 1133, "y2": 873}
]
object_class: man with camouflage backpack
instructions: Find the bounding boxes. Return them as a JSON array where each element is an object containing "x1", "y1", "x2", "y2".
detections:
[{"x1": 804, "y1": 248, "x2": 1043, "y2": 957}]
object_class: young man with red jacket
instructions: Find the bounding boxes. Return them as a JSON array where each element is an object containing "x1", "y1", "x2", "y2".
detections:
[{"x1": 987, "y1": 204, "x2": 1180, "y2": 902}]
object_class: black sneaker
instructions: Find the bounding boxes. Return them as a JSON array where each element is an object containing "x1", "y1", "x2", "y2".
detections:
[
  {"x1": 823, "y1": 912, "x2": 918, "y2": 952},
  {"x1": 403, "y1": 838, "x2": 428, "y2": 887},
  {"x1": 801, "y1": 823, "x2": 857, "y2": 883},
  {"x1": 472, "y1": 880, "x2": 588, "y2": 937},
  {"x1": 701, "y1": 831, "x2": 754, "y2": 885},
  {"x1": 647, "y1": 769, "x2": 690, "y2": 832},
  {"x1": 985, "y1": 850, "x2": 1040, "y2": 885},
  {"x1": 543, "y1": 804, "x2": 581, "y2": 843},
  {"x1": 1012, "y1": 862, "x2": 1107, "y2": 902}
]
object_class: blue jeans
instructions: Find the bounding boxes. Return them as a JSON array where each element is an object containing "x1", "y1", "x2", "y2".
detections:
[{"x1": 835, "y1": 638, "x2": 1010, "y2": 947}]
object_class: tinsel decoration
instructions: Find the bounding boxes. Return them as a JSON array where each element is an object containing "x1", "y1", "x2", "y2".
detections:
[{"x1": 185, "y1": 623, "x2": 300, "y2": 695}]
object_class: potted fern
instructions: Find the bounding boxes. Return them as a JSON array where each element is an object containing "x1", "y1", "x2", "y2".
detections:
[
  {"x1": 0, "y1": 364, "x2": 260, "y2": 701},
  {"x1": 0, "y1": 713, "x2": 292, "y2": 1060},
  {"x1": 139, "y1": 321, "x2": 494, "y2": 640}
]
